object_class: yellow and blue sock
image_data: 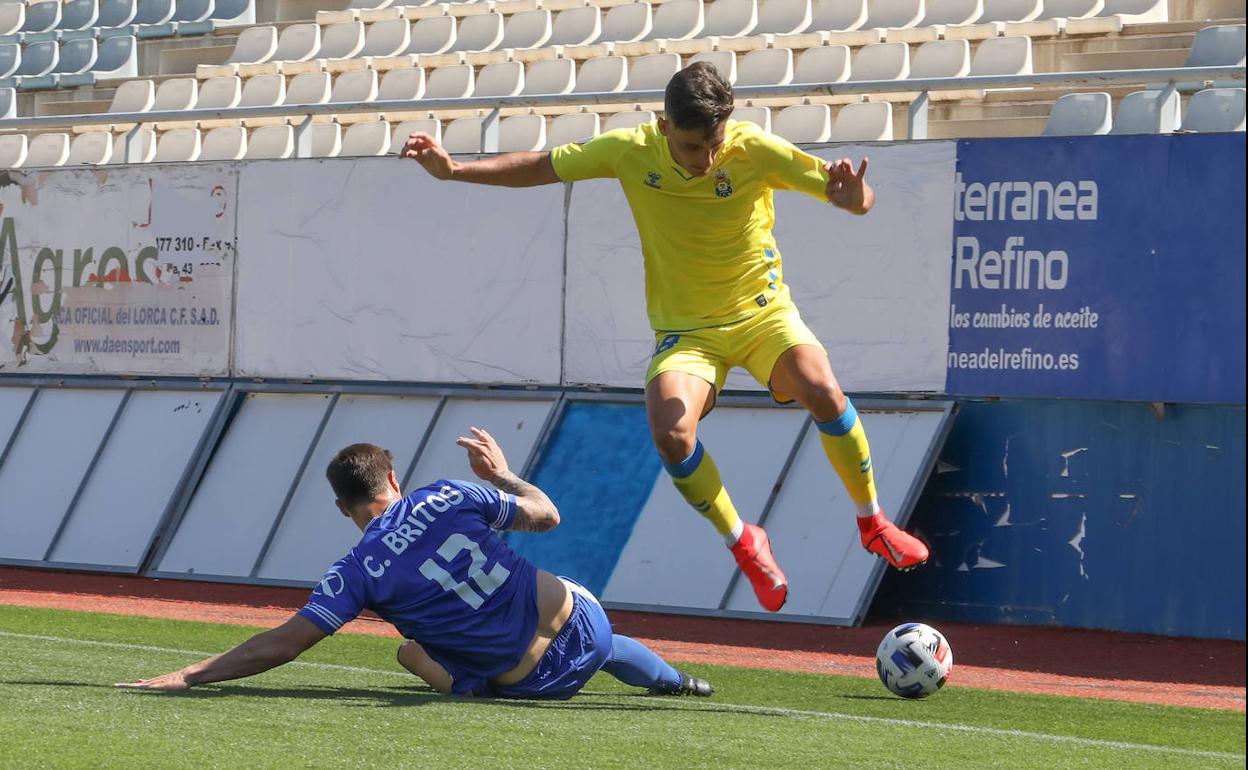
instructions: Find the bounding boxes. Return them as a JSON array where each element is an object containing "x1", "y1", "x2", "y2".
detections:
[
  {"x1": 664, "y1": 439, "x2": 745, "y2": 545},
  {"x1": 815, "y1": 398, "x2": 881, "y2": 518}
]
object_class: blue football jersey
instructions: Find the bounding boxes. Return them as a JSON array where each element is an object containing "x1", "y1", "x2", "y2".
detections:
[{"x1": 298, "y1": 479, "x2": 538, "y2": 693}]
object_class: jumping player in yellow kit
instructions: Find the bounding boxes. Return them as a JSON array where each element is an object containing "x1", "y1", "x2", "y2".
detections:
[{"x1": 401, "y1": 63, "x2": 929, "y2": 612}]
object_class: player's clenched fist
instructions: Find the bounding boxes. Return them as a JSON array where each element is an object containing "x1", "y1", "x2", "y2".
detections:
[{"x1": 401, "y1": 132, "x2": 456, "y2": 180}]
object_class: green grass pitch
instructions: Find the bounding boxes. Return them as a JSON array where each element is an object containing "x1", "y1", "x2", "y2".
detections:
[{"x1": 0, "y1": 605, "x2": 1243, "y2": 770}]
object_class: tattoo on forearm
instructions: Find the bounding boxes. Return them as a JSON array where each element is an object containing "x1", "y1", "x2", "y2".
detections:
[{"x1": 490, "y1": 470, "x2": 557, "y2": 531}]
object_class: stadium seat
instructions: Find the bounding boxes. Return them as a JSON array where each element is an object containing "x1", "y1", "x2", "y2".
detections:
[
  {"x1": 969, "y1": 34, "x2": 1031, "y2": 75},
  {"x1": 0, "y1": 44, "x2": 19, "y2": 80},
  {"x1": 110, "y1": 128, "x2": 157, "y2": 163},
  {"x1": 603, "y1": 109, "x2": 656, "y2": 131},
  {"x1": 55, "y1": 35, "x2": 136, "y2": 86},
  {"x1": 58, "y1": 0, "x2": 101, "y2": 34},
  {"x1": 805, "y1": 0, "x2": 867, "y2": 35},
  {"x1": 138, "y1": 0, "x2": 212, "y2": 38},
  {"x1": 257, "y1": 23, "x2": 321, "y2": 73},
  {"x1": 849, "y1": 42, "x2": 909, "y2": 81},
  {"x1": 690, "y1": 50, "x2": 737, "y2": 83},
  {"x1": 424, "y1": 62, "x2": 474, "y2": 97},
  {"x1": 390, "y1": 117, "x2": 439, "y2": 152},
  {"x1": 573, "y1": 55, "x2": 627, "y2": 92},
  {"x1": 33, "y1": 37, "x2": 99, "y2": 89},
  {"x1": 545, "y1": 111, "x2": 599, "y2": 147},
  {"x1": 612, "y1": 0, "x2": 695, "y2": 57},
  {"x1": 198, "y1": 75, "x2": 243, "y2": 109},
  {"x1": 353, "y1": 18, "x2": 410, "y2": 62},
  {"x1": 152, "y1": 77, "x2": 198, "y2": 111},
  {"x1": 733, "y1": 104, "x2": 771, "y2": 130},
  {"x1": 109, "y1": 79, "x2": 155, "y2": 113},
  {"x1": 200, "y1": 25, "x2": 277, "y2": 77},
  {"x1": 21, "y1": 1, "x2": 61, "y2": 35},
  {"x1": 0, "y1": 4, "x2": 24, "y2": 38},
  {"x1": 405, "y1": 16, "x2": 456, "y2": 55},
  {"x1": 702, "y1": 0, "x2": 757, "y2": 39},
  {"x1": 310, "y1": 122, "x2": 342, "y2": 156},
  {"x1": 499, "y1": 114, "x2": 546, "y2": 151},
  {"x1": 341, "y1": 119, "x2": 391, "y2": 155},
  {"x1": 921, "y1": 0, "x2": 982, "y2": 27},
  {"x1": 97, "y1": 0, "x2": 139, "y2": 30},
  {"x1": 548, "y1": 5, "x2": 600, "y2": 48},
  {"x1": 0, "y1": 86, "x2": 13, "y2": 119},
  {"x1": 590, "y1": 2, "x2": 652, "y2": 48},
  {"x1": 0, "y1": 133, "x2": 27, "y2": 168},
  {"x1": 16, "y1": 41, "x2": 58, "y2": 78},
  {"x1": 285, "y1": 71, "x2": 333, "y2": 104},
  {"x1": 977, "y1": 0, "x2": 1041, "y2": 24},
  {"x1": 200, "y1": 125, "x2": 247, "y2": 159},
  {"x1": 244, "y1": 124, "x2": 294, "y2": 158},
  {"x1": 1095, "y1": 0, "x2": 1166, "y2": 23},
  {"x1": 286, "y1": 21, "x2": 365, "y2": 74},
  {"x1": 67, "y1": 131, "x2": 114, "y2": 165},
  {"x1": 756, "y1": 0, "x2": 812, "y2": 37},
  {"x1": 773, "y1": 102, "x2": 830, "y2": 142},
  {"x1": 201, "y1": 72, "x2": 281, "y2": 128},
  {"x1": 1181, "y1": 87, "x2": 1246, "y2": 132},
  {"x1": 26, "y1": 132, "x2": 70, "y2": 166},
  {"x1": 498, "y1": 9, "x2": 552, "y2": 50},
  {"x1": 830, "y1": 100, "x2": 892, "y2": 140},
  {"x1": 736, "y1": 47, "x2": 793, "y2": 86},
  {"x1": 334, "y1": 67, "x2": 383, "y2": 103},
  {"x1": 1042, "y1": 91, "x2": 1111, "y2": 134},
  {"x1": 209, "y1": 0, "x2": 255, "y2": 26},
  {"x1": 443, "y1": 115, "x2": 484, "y2": 152},
  {"x1": 522, "y1": 57, "x2": 575, "y2": 95},
  {"x1": 626, "y1": 52, "x2": 681, "y2": 91},
  {"x1": 793, "y1": 45, "x2": 851, "y2": 84},
  {"x1": 912, "y1": 38, "x2": 970, "y2": 78},
  {"x1": 132, "y1": 0, "x2": 176, "y2": 27},
  {"x1": 1110, "y1": 89, "x2": 1180, "y2": 134},
  {"x1": 475, "y1": 60, "x2": 524, "y2": 97},
  {"x1": 1184, "y1": 24, "x2": 1246, "y2": 68},
  {"x1": 447, "y1": 12, "x2": 503, "y2": 53},
  {"x1": 862, "y1": 0, "x2": 923, "y2": 31}
]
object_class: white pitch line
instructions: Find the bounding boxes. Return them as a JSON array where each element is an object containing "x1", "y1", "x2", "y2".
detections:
[{"x1": 1, "y1": 629, "x2": 1242, "y2": 763}]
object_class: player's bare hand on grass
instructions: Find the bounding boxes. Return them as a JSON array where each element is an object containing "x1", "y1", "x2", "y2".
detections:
[
  {"x1": 825, "y1": 157, "x2": 873, "y2": 215},
  {"x1": 457, "y1": 427, "x2": 510, "y2": 481},
  {"x1": 115, "y1": 671, "x2": 191, "y2": 690},
  {"x1": 401, "y1": 132, "x2": 456, "y2": 180}
]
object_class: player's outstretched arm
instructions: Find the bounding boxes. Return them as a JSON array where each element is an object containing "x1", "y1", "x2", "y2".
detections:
[
  {"x1": 825, "y1": 157, "x2": 875, "y2": 215},
  {"x1": 457, "y1": 426, "x2": 560, "y2": 532},
  {"x1": 400, "y1": 132, "x2": 560, "y2": 187},
  {"x1": 114, "y1": 615, "x2": 326, "y2": 691}
]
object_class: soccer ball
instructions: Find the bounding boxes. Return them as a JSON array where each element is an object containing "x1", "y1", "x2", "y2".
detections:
[{"x1": 875, "y1": 622, "x2": 953, "y2": 699}]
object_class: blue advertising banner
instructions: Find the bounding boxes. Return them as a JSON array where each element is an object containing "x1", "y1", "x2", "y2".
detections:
[{"x1": 945, "y1": 134, "x2": 1246, "y2": 404}]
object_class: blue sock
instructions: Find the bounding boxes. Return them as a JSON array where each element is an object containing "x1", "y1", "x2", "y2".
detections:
[{"x1": 601, "y1": 635, "x2": 682, "y2": 691}]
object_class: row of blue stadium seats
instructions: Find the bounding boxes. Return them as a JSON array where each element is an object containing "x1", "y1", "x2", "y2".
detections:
[
  {"x1": 0, "y1": 0, "x2": 252, "y2": 44},
  {"x1": 0, "y1": 35, "x2": 136, "y2": 89}
]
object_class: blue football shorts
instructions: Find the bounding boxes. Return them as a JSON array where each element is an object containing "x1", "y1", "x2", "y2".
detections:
[{"x1": 490, "y1": 578, "x2": 614, "y2": 700}]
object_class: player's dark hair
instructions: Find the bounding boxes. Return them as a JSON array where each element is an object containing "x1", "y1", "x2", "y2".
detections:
[
  {"x1": 327, "y1": 443, "x2": 395, "y2": 507},
  {"x1": 664, "y1": 62, "x2": 734, "y2": 137}
]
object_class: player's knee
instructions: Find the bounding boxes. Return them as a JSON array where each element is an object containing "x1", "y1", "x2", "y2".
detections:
[
  {"x1": 652, "y1": 426, "x2": 697, "y2": 465},
  {"x1": 805, "y1": 381, "x2": 847, "y2": 420}
]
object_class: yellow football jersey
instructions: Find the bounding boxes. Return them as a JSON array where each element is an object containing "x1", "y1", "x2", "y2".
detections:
[{"x1": 550, "y1": 119, "x2": 830, "y2": 332}]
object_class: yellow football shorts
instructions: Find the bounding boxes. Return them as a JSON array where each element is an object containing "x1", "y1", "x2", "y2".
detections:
[{"x1": 645, "y1": 302, "x2": 825, "y2": 402}]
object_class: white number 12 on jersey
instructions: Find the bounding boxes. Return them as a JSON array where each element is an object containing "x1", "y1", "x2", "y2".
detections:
[{"x1": 418, "y1": 533, "x2": 511, "y2": 610}]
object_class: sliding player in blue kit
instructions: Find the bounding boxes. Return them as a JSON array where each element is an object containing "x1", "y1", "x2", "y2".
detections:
[{"x1": 116, "y1": 427, "x2": 712, "y2": 700}]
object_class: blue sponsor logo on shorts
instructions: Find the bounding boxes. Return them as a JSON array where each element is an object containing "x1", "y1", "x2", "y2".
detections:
[{"x1": 654, "y1": 334, "x2": 681, "y2": 355}]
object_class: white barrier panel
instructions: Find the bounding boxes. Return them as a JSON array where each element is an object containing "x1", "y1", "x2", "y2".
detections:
[
  {"x1": 0, "y1": 166, "x2": 236, "y2": 376},
  {"x1": 233, "y1": 158, "x2": 566, "y2": 385},
  {"x1": 563, "y1": 141, "x2": 957, "y2": 392}
]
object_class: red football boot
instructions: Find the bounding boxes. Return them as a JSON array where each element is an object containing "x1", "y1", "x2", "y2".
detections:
[
  {"x1": 859, "y1": 511, "x2": 929, "y2": 571},
  {"x1": 730, "y1": 523, "x2": 788, "y2": 612}
]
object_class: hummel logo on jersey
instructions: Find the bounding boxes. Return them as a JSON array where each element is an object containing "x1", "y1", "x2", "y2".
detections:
[
  {"x1": 693, "y1": 500, "x2": 712, "y2": 513},
  {"x1": 644, "y1": 171, "x2": 662, "y2": 189}
]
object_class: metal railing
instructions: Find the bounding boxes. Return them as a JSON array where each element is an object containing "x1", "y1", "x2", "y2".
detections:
[{"x1": 0, "y1": 65, "x2": 1242, "y2": 160}]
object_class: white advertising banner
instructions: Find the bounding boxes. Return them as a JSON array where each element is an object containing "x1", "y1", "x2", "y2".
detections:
[
  {"x1": 234, "y1": 158, "x2": 565, "y2": 384},
  {"x1": 0, "y1": 165, "x2": 237, "y2": 376},
  {"x1": 562, "y1": 140, "x2": 957, "y2": 392}
]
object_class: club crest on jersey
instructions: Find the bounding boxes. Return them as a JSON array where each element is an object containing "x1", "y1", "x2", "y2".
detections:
[
  {"x1": 714, "y1": 169, "x2": 734, "y2": 198},
  {"x1": 644, "y1": 171, "x2": 662, "y2": 189}
]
